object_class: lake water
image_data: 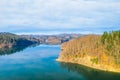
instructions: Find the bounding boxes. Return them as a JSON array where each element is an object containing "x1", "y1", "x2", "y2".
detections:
[{"x1": 0, "y1": 45, "x2": 120, "y2": 80}]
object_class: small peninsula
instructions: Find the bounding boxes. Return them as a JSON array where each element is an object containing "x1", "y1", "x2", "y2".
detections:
[{"x1": 57, "y1": 30, "x2": 120, "y2": 73}]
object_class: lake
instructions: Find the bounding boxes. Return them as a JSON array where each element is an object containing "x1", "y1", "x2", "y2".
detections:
[{"x1": 0, "y1": 45, "x2": 120, "y2": 80}]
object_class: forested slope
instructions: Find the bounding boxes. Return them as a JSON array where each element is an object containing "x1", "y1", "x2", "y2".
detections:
[
  {"x1": 58, "y1": 30, "x2": 120, "y2": 72},
  {"x1": 0, "y1": 32, "x2": 38, "y2": 48}
]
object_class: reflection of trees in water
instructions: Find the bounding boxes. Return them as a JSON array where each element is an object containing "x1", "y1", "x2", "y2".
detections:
[
  {"x1": 60, "y1": 62, "x2": 120, "y2": 80},
  {"x1": 0, "y1": 44, "x2": 38, "y2": 55}
]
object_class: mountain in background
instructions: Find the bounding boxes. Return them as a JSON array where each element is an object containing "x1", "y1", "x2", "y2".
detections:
[{"x1": 21, "y1": 33, "x2": 83, "y2": 45}]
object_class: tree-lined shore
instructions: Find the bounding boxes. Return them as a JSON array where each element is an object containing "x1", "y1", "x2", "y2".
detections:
[
  {"x1": 0, "y1": 32, "x2": 38, "y2": 49},
  {"x1": 57, "y1": 30, "x2": 120, "y2": 73}
]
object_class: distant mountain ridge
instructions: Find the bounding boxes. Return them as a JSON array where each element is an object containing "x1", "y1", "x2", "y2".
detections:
[
  {"x1": 21, "y1": 33, "x2": 83, "y2": 45},
  {"x1": 0, "y1": 32, "x2": 83, "y2": 48}
]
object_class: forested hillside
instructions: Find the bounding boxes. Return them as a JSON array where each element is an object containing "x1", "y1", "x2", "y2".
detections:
[
  {"x1": 0, "y1": 32, "x2": 38, "y2": 49},
  {"x1": 58, "y1": 30, "x2": 120, "y2": 72}
]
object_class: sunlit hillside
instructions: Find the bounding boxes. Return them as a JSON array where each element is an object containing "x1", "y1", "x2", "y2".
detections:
[{"x1": 58, "y1": 30, "x2": 120, "y2": 72}]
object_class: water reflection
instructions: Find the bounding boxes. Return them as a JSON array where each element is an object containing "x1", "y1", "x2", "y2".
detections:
[
  {"x1": 60, "y1": 62, "x2": 120, "y2": 80},
  {"x1": 0, "y1": 44, "x2": 38, "y2": 56}
]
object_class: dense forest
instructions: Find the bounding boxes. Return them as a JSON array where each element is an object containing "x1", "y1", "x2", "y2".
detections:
[
  {"x1": 58, "y1": 30, "x2": 120, "y2": 72},
  {"x1": 0, "y1": 32, "x2": 38, "y2": 49}
]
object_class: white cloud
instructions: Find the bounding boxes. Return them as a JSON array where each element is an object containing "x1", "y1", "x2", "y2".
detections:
[{"x1": 0, "y1": 0, "x2": 120, "y2": 33}]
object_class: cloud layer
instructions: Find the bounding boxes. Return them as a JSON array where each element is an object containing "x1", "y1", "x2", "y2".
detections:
[{"x1": 0, "y1": 0, "x2": 120, "y2": 34}]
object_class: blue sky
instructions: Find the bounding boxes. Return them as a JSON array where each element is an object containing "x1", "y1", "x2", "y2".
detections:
[{"x1": 0, "y1": 0, "x2": 120, "y2": 34}]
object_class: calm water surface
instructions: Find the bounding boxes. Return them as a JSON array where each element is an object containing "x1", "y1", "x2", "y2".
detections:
[{"x1": 0, "y1": 45, "x2": 120, "y2": 80}]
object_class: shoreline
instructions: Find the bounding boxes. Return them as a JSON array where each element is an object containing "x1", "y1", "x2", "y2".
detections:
[{"x1": 56, "y1": 58, "x2": 120, "y2": 73}]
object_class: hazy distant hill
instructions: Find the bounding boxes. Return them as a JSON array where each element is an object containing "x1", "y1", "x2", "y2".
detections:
[
  {"x1": 57, "y1": 30, "x2": 120, "y2": 72},
  {"x1": 21, "y1": 34, "x2": 83, "y2": 45}
]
